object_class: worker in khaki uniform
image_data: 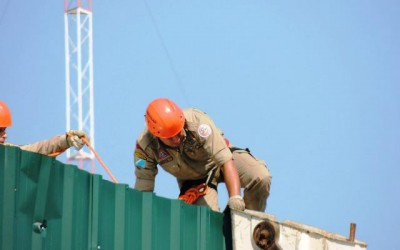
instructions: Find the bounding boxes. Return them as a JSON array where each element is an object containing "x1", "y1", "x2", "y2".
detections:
[
  {"x1": 0, "y1": 100, "x2": 87, "y2": 155},
  {"x1": 134, "y1": 98, "x2": 271, "y2": 212}
]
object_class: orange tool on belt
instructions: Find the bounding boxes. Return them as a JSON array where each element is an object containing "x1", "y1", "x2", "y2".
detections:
[
  {"x1": 178, "y1": 166, "x2": 217, "y2": 204},
  {"x1": 178, "y1": 183, "x2": 209, "y2": 204}
]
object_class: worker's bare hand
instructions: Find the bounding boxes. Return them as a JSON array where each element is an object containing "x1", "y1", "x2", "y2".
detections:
[
  {"x1": 228, "y1": 195, "x2": 245, "y2": 211},
  {"x1": 67, "y1": 130, "x2": 87, "y2": 150}
]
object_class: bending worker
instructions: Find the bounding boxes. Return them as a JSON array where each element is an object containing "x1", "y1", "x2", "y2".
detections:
[
  {"x1": 0, "y1": 100, "x2": 87, "y2": 155},
  {"x1": 134, "y1": 98, "x2": 271, "y2": 212}
]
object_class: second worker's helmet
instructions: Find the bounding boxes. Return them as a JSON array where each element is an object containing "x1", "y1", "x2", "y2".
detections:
[
  {"x1": 145, "y1": 98, "x2": 185, "y2": 138},
  {"x1": 0, "y1": 100, "x2": 12, "y2": 127}
]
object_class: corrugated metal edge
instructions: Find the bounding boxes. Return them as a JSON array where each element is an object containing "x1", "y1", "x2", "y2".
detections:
[{"x1": 0, "y1": 145, "x2": 228, "y2": 250}]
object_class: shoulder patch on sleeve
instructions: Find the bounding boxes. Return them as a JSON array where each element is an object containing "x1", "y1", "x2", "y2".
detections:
[
  {"x1": 197, "y1": 124, "x2": 212, "y2": 138},
  {"x1": 135, "y1": 159, "x2": 146, "y2": 168},
  {"x1": 135, "y1": 143, "x2": 149, "y2": 160}
]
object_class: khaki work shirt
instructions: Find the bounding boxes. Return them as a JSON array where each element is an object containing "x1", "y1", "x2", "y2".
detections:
[
  {"x1": 4, "y1": 134, "x2": 70, "y2": 155},
  {"x1": 134, "y1": 108, "x2": 232, "y2": 192}
]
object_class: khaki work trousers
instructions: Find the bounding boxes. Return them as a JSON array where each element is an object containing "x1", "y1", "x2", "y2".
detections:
[{"x1": 195, "y1": 149, "x2": 271, "y2": 212}]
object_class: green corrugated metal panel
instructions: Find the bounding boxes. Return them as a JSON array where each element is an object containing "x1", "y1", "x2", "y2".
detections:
[{"x1": 0, "y1": 145, "x2": 226, "y2": 250}]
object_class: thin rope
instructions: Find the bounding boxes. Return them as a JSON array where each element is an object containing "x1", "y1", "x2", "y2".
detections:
[
  {"x1": 81, "y1": 137, "x2": 118, "y2": 184},
  {"x1": 142, "y1": 0, "x2": 191, "y2": 106},
  {"x1": 0, "y1": 0, "x2": 11, "y2": 27},
  {"x1": 48, "y1": 135, "x2": 118, "y2": 184}
]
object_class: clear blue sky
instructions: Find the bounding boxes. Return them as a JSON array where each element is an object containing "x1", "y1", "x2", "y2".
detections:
[{"x1": 1, "y1": 0, "x2": 399, "y2": 249}]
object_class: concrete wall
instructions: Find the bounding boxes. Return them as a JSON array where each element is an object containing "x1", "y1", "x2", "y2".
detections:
[{"x1": 231, "y1": 210, "x2": 367, "y2": 250}]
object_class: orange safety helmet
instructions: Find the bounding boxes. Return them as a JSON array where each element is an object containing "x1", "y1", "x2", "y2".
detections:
[
  {"x1": 145, "y1": 98, "x2": 185, "y2": 138},
  {"x1": 0, "y1": 100, "x2": 12, "y2": 127}
]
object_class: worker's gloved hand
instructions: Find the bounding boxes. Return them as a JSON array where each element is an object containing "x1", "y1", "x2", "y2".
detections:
[
  {"x1": 67, "y1": 130, "x2": 87, "y2": 150},
  {"x1": 228, "y1": 195, "x2": 245, "y2": 211}
]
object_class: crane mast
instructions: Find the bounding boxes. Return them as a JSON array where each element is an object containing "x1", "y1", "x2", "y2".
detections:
[{"x1": 64, "y1": 0, "x2": 95, "y2": 171}]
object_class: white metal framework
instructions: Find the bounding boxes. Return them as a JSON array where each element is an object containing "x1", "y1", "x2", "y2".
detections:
[{"x1": 64, "y1": 0, "x2": 95, "y2": 170}]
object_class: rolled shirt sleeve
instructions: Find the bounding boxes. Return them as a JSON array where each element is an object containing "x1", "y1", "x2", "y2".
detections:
[
  {"x1": 134, "y1": 161, "x2": 158, "y2": 191},
  {"x1": 134, "y1": 137, "x2": 158, "y2": 192}
]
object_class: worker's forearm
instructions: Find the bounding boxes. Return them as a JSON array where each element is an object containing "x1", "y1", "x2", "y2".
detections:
[
  {"x1": 20, "y1": 134, "x2": 69, "y2": 155},
  {"x1": 222, "y1": 159, "x2": 241, "y2": 197}
]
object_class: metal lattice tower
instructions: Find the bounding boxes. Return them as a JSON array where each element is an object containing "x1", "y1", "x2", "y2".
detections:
[{"x1": 64, "y1": 0, "x2": 95, "y2": 171}]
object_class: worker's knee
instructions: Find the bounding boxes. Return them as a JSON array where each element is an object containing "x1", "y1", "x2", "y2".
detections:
[
  {"x1": 244, "y1": 174, "x2": 270, "y2": 196},
  {"x1": 260, "y1": 174, "x2": 271, "y2": 191}
]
